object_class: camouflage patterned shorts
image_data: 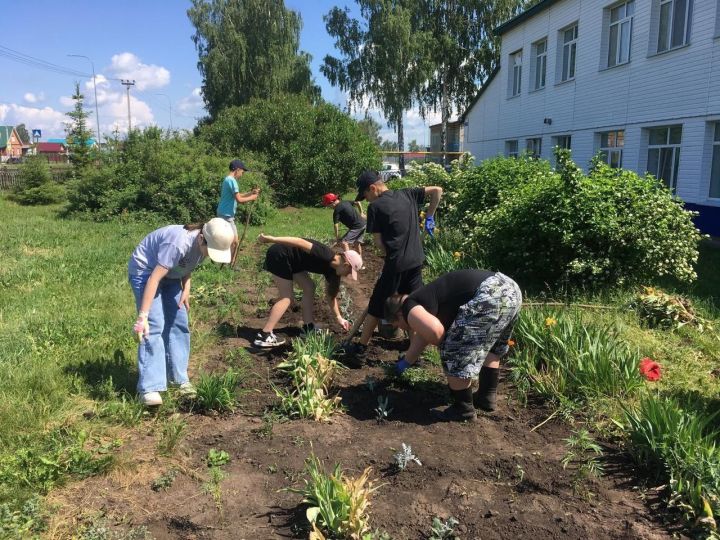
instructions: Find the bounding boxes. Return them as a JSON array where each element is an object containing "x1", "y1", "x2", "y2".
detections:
[{"x1": 439, "y1": 273, "x2": 522, "y2": 379}]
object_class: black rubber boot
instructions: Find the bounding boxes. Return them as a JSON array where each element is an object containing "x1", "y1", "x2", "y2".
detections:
[
  {"x1": 340, "y1": 342, "x2": 367, "y2": 369},
  {"x1": 432, "y1": 387, "x2": 477, "y2": 422},
  {"x1": 474, "y1": 366, "x2": 499, "y2": 411}
]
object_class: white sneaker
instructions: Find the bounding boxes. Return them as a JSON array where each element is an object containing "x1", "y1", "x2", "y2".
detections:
[
  {"x1": 141, "y1": 391, "x2": 162, "y2": 406},
  {"x1": 253, "y1": 331, "x2": 286, "y2": 348},
  {"x1": 178, "y1": 382, "x2": 197, "y2": 397}
]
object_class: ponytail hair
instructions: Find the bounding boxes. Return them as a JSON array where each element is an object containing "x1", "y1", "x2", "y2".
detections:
[
  {"x1": 384, "y1": 294, "x2": 405, "y2": 322},
  {"x1": 184, "y1": 223, "x2": 204, "y2": 231}
]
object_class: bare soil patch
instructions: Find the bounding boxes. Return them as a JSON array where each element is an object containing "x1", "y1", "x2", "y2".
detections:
[{"x1": 49, "y1": 251, "x2": 683, "y2": 539}]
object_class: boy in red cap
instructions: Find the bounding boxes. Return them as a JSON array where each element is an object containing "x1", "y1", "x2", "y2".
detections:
[{"x1": 322, "y1": 193, "x2": 366, "y2": 257}]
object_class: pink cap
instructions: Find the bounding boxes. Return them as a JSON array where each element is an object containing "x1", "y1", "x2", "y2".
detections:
[{"x1": 342, "y1": 250, "x2": 363, "y2": 280}]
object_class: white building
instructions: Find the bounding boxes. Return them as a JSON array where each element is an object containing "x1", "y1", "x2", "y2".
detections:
[{"x1": 461, "y1": 0, "x2": 720, "y2": 235}]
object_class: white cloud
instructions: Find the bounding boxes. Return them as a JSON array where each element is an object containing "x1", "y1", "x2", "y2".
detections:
[
  {"x1": 107, "y1": 52, "x2": 170, "y2": 91},
  {"x1": 23, "y1": 92, "x2": 44, "y2": 104},
  {"x1": 0, "y1": 103, "x2": 66, "y2": 137},
  {"x1": 177, "y1": 87, "x2": 204, "y2": 115}
]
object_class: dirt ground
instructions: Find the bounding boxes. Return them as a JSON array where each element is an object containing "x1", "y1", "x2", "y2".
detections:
[{"x1": 49, "y1": 250, "x2": 685, "y2": 540}]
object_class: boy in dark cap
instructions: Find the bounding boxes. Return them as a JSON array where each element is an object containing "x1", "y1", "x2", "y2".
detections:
[
  {"x1": 343, "y1": 170, "x2": 442, "y2": 366},
  {"x1": 217, "y1": 159, "x2": 260, "y2": 261}
]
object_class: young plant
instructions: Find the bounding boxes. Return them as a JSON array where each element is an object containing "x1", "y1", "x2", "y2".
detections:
[
  {"x1": 375, "y1": 396, "x2": 393, "y2": 424},
  {"x1": 393, "y1": 443, "x2": 422, "y2": 472},
  {"x1": 276, "y1": 351, "x2": 341, "y2": 421},
  {"x1": 286, "y1": 454, "x2": 379, "y2": 540},
  {"x1": 194, "y1": 369, "x2": 242, "y2": 413},
  {"x1": 364, "y1": 376, "x2": 378, "y2": 393},
  {"x1": 428, "y1": 516, "x2": 459, "y2": 540},
  {"x1": 291, "y1": 331, "x2": 339, "y2": 360},
  {"x1": 206, "y1": 449, "x2": 230, "y2": 468},
  {"x1": 561, "y1": 429, "x2": 605, "y2": 494},
  {"x1": 204, "y1": 449, "x2": 230, "y2": 515},
  {"x1": 151, "y1": 469, "x2": 177, "y2": 492},
  {"x1": 156, "y1": 417, "x2": 187, "y2": 456}
]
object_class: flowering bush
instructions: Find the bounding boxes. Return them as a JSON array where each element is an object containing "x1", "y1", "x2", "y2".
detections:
[{"x1": 439, "y1": 149, "x2": 701, "y2": 289}]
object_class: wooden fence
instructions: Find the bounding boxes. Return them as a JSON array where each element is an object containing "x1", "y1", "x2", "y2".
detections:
[{"x1": 0, "y1": 169, "x2": 70, "y2": 191}]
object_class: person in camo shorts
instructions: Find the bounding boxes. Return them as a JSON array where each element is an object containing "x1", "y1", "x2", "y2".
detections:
[{"x1": 384, "y1": 269, "x2": 522, "y2": 422}]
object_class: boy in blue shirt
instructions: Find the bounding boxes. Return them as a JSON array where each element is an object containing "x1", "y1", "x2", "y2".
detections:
[{"x1": 217, "y1": 159, "x2": 260, "y2": 261}]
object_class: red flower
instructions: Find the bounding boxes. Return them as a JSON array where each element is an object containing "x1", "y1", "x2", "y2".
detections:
[{"x1": 639, "y1": 357, "x2": 662, "y2": 381}]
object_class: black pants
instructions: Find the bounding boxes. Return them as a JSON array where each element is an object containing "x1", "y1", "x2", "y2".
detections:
[{"x1": 367, "y1": 265, "x2": 424, "y2": 319}]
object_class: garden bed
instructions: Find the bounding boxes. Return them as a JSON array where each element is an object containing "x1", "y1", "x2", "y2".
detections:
[{"x1": 47, "y1": 250, "x2": 681, "y2": 539}]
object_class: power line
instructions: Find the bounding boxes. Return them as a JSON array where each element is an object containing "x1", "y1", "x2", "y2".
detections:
[{"x1": 0, "y1": 45, "x2": 122, "y2": 81}]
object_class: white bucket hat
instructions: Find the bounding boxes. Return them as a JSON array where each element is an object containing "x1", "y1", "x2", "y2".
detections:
[{"x1": 202, "y1": 218, "x2": 234, "y2": 263}]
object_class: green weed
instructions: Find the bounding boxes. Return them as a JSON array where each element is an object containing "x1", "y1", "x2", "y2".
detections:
[
  {"x1": 0, "y1": 496, "x2": 46, "y2": 539},
  {"x1": 194, "y1": 369, "x2": 243, "y2": 413},
  {"x1": 561, "y1": 429, "x2": 605, "y2": 495},
  {"x1": 151, "y1": 469, "x2": 177, "y2": 492},
  {"x1": 428, "y1": 516, "x2": 459, "y2": 540},
  {"x1": 156, "y1": 417, "x2": 187, "y2": 456},
  {"x1": 275, "y1": 350, "x2": 341, "y2": 421}
]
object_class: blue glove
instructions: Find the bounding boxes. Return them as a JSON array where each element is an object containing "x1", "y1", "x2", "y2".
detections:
[
  {"x1": 424, "y1": 215, "x2": 435, "y2": 237},
  {"x1": 396, "y1": 356, "x2": 411, "y2": 375}
]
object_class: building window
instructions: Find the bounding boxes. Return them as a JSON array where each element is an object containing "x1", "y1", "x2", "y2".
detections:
[
  {"x1": 657, "y1": 0, "x2": 693, "y2": 52},
  {"x1": 532, "y1": 39, "x2": 547, "y2": 90},
  {"x1": 600, "y1": 130, "x2": 624, "y2": 167},
  {"x1": 647, "y1": 125, "x2": 682, "y2": 192},
  {"x1": 506, "y1": 140, "x2": 519, "y2": 158},
  {"x1": 608, "y1": 1, "x2": 634, "y2": 67},
  {"x1": 553, "y1": 135, "x2": 572, "y2": 149},
  {"x1": 510, "y1": 50, "x2": 523, "y2": 97},
  {"x1": 526, "y1": 137, "x2": 542, "y2": 158},
  {"x1": 561, "y1": 24, "x2": 578, "y2": 82},
  {"x1": 710, "y1": 123, "x2": 720, "y2": 198}
]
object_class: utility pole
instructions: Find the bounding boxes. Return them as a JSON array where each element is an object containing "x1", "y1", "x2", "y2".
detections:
[
  {"x1": 68, "y1": 54, "x2": 102, "y2": 146},
  {"x1": 121, "y1": 79, "x2": 136, "y2": 132},
  {"x1": 155, "y1": 93, "x2": 173, "y2": 131}
]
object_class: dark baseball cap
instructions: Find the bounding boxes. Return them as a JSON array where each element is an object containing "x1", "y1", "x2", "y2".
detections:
[
  {"x1": 355, "y1": 170, "x2": 381, "y2": 201},
  {"x1": 229, "y1": 159, "x2": 249, "y2": 172}
]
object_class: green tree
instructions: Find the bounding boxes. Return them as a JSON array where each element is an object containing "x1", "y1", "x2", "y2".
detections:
[
  {"x1": 10, "y1": 155, "x2": 65, "y2": 205},
  {"x1": 322, "y1": 1, "x2": 431, "y2": 172},
  {"x1": 408, "y1": 139, "x2": 420, "y2": 152},
  {"x1": 200, "y1": 95, "x2": 380, "y2": 205},
  {"x1": 65, "y1": 82, "x2": 93, "y2": 171},
  {"x1": 357, "y1": 115, "x2": 382, "y2": 146},
  {"x1": 15, "y1": 124, "x2": 30, "y2": 144},
  {"x1": 188, "y1": 0, "x2": 320, "y2": 118},
  {"x1": 380, "y1": 139, "x2": 399, "y2": 151},
  {"x1": 417, "y1": 0, "x2": 522, "y2": 163}
]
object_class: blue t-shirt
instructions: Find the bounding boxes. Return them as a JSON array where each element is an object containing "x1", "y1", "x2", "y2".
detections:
[
  {"x1": 128, "y1": 225, "x2": 205, "y2": 280},
  {"x1": 217, "y1": 175, "x2": 239, "y2": 217}
]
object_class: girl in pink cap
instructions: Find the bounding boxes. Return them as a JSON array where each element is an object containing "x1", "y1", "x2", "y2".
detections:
[{"x1": 254, "y1": 234, "x2": 362, "y2": 348}]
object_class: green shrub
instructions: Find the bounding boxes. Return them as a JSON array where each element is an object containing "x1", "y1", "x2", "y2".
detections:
[
  {"x1": 194, "y1": 369, "x2": 242, "y2": 413},
  {"x1": 64, "y1": 128, "x2": 276, "y2": 224},
  {"x1": 10, "y1": 156, "x2": 66, "y2": 205},
  {"x1": 199, "y1": 94, "x2": 380, "y2": 205},
  {"x1": 623, "y1": 395, "x2": 720, "y2": 530},
  {"x1": 443, "y1": 150, "x2": 701, "y2": 289}
]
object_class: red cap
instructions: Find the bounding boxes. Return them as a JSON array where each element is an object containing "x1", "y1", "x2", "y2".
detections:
[{"x1": 322, "y1": 193, "x2": 338, "y2": 206}]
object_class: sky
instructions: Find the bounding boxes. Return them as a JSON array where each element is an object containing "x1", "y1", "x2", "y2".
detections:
[{"x1": 0, "y1": 0, "x2": 442, "y2": 145}]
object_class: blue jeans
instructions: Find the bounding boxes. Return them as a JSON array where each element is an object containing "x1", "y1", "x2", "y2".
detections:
[{"x1": 128, "y1": 274, "x2": 190, "y2": 393}]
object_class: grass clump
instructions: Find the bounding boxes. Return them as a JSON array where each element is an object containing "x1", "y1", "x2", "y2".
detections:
[
  {"x1": 508, "y1": 310, "x2": 644, "y2": 409},
  {"x1": 287, "y1": 454, "x2": 379, "y2": 540},
  {"x1": 623, "y1": 395, "x2": 720, "y2": 531},
  {"x1": 194, "y1": 369, "x2": 243, "y2": 413}
]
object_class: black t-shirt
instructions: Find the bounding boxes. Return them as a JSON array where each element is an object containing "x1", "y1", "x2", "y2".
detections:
[
  {"x1": 278, "y1": 239, "x2": 337, "y2": 279},
  {"x1": 402, "y1": 269, "x2": 496, "y2": 330},
  {"x1": 333, "y1": 201, "x2": 366, "y2": 230},
  {"x1": 366, "y1": 187, "x2": 425, "y2": 272}
]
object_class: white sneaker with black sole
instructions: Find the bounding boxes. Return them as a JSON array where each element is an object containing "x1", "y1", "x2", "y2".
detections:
[{"x1": 253, "y1": 331, "x2": 285, "y2": 348}]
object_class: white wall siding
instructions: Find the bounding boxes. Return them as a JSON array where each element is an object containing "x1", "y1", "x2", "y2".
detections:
[{"x1": 463, "y1": 0, "x2": 720, "y2": 207}]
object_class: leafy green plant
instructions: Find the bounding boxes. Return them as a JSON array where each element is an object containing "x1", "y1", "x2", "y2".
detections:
[
  {"x1": 151, "y1": 469, "x2": 177, "y2": 492},
  {"x1": 364, "y1": 376, "x2": 378, "y2": 393},
  {"x1": 286, "y1": 454, "x2": 379, "y2": 540},
  {"x1": 156, "y1": 417, "x2": 187, "y2": 456},
  {"x1": 561, "y1": 429, "x2": 605, "y2": 494},
  {"x1": 206, "y1": 449, "x2": 230, "y2": 468},
  {"x1": 194, "y1": 369, "x2": 242, "y2": 413},
  {"x1": 291, "y1": 331, "x2": 339, "y2": 360},
  {"x1": 393, "y1": 443, "x2": 421, "y2": 472},
  {"x1": 623, "y1": 395, "x2": 720, "y2": 530},
  {"x1": 632, "y1": 286, "x2": 713, "y2": 332},
  {"x1": 428, "y1": 516, "x2": 459, "y2": 540},
  {"x1": 374, "y1": 396, "x2": 393, "y2": 424},
  {"x1": 0, "y1": 497, "x2": 46, "y2": 539}
]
